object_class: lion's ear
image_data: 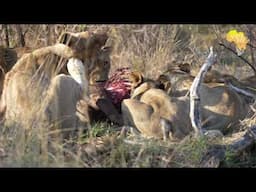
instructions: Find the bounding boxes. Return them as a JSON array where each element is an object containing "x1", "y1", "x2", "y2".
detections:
[
  {"x1": 101, "y1": 46, "x2": 112, "y2": 54},
  {"x1": 58, "y1": 32, "x2": 85, "y2": 52},
  {"x1": 91, "y1": 33, "x2": 109, "y2": 47},
  {"x1": 129, "y1": 71, "x2": 144, "y2": 88},
  {"x1": 58, "y1": 32, "x2": 76, "y2": 45},
  {"x1": 58, "y1": 31, "x2": 109, "y2": 58},
  {"x1": 76, "y1": 31, "x2": 90, "y2": 38},
  {"x1": 86, "y1": 33, "x2": 109, "y2": 54}
]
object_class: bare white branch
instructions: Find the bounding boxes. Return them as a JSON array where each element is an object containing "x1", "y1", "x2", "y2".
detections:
[{"x1": 189, "y1": 47, "x2": 217, "y2": 137}]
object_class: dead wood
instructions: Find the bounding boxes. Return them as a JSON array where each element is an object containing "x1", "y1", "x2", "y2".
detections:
[{"x1": 189, "y1": 47, "x2": 217, "y2": 137}]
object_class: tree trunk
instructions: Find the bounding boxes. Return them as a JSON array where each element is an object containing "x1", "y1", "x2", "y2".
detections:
[
  {"x1": 46, "y1": 25, "x2": 52, "y2": 46},
  {"x1": 15, "y1": 25, "x2": 25, "y2": 47},
  {"x1": 3, "y1": 25, "x2": 9, "y2": 48}
]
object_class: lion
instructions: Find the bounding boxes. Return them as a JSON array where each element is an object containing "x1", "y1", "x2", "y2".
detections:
[
  {"x1": 157, "y1": 63, "x2": 231, "y2": 97},
  {"x1": 158, "y1": 63, "x2": 256, "y2": 105},
  {"x1": 157, "y1": 71, "x2": 225, "y2": 97},
  {"x1": 60, "y1": 31, "x2": 126, "y2": 126},
  {"x1": 0, "y1": 31, "x2": 111, "y2": 142},
  {"x1": 59, "y1": 32, "x2": 126, "y2": 127},
  {"x1": 121, "y1": 71, "x2": 249, "y2": 141}
]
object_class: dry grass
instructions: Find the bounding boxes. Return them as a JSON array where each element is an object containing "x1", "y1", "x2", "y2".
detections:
[{"x1": 1, "y1": 24, "x2": 256, "y2": 167}]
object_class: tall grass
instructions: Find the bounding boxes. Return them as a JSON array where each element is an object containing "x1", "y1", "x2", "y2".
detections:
[{"x1": 1, "y1": 24, "x2": 256, "y2": 167}]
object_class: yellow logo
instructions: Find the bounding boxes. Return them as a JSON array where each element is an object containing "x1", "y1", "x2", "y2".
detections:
[{"x1": 226, "y1": 29, "x2": 249, "y2": 55}]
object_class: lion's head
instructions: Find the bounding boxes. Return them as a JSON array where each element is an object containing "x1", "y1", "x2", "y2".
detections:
[
  {"x1": 0, "y1": 31, "x2": 112, "y2": 128},
  {"x1": 57, "y1": 31, "x2": 112, "y2": 85}
]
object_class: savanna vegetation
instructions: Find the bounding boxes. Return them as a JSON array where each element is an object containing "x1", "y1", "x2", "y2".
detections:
[{"x1": 1, "y1": 24, "x2": 256, "y2": 167}]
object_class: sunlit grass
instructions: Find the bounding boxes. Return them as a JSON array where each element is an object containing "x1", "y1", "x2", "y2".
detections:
[{"x1": 1, "y1": 24, "x2": 256, "y2": 167}]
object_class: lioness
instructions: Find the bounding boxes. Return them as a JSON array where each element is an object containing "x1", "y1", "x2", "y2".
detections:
[
  {"x1": 157, "y1": 64, "x2": 226, "y2": 97},
  {"x1": 122, "y1": 71, "x2": 248, "y2": 141},
  {"x1": 0, "y1": 31, "x2": 110, "y2": 141}
]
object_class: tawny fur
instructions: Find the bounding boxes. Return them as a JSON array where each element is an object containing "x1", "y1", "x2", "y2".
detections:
[
  {"x1": 122, "y1": 71, "x2": 249, "y2": 141},
  {"x1": 0, "y1": 31, "x2": 112, "y2": 141}
]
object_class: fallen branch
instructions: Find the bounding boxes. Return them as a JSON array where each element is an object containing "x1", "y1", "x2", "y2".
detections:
[
  {"x1": 229, "y1": 125, "x2": 256, "y2": 154},
  {"x1": 189, "y1": 47, "x2": 217, "y2": 137},
  {"x1": 225, "y1": 79, "x2": 256, "y2": 99},
  {"x1": 200, "y1": 125, "x2": 256, "y2": 167}
]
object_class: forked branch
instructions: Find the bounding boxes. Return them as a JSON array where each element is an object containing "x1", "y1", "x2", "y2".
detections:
[{"x1": 190, "y1": 47, "x2": 217, "y2": 137}]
